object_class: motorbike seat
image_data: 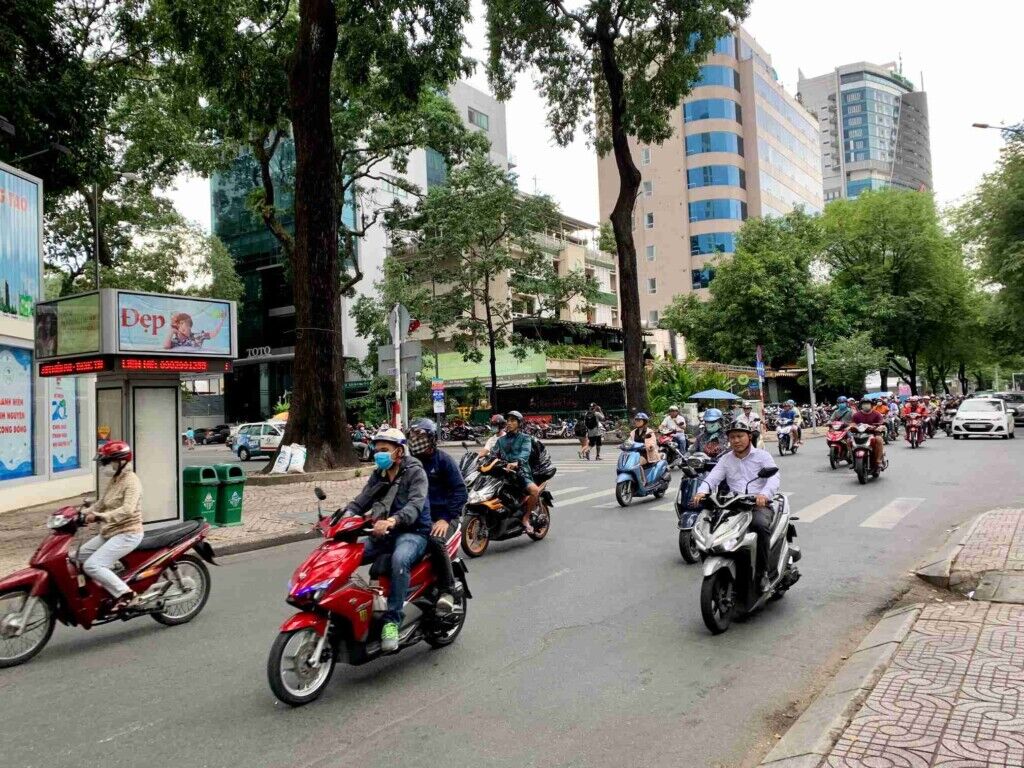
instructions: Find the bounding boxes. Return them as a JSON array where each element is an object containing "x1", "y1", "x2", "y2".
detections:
[
  {"x1": 137, "y1": 519, "x2": 204, "y2": 550},
  {"x1": 534, "y1": 466, "x2": 557, "y2": 484}
]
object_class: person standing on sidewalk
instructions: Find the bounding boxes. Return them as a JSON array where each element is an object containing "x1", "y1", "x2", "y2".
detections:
[
  {"x1": 79, "y1": 441, "x2": 145, "y2": 612},
  {"x1": 584, "y1": 403, "x2": 604, "y2": 460}
]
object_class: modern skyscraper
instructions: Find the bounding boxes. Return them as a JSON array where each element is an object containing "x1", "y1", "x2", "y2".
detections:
[
  {"x1": 596, "y1": 28, "x2": 823, "y2": 328},
  {"x1": 797, "y1": 62, "x2": 932, "y2": 201}
]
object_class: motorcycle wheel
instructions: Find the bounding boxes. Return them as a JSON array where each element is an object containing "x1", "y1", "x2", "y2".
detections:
[
  {"x1": 615, "y1": 480, "x2": 634, "y2": 507},
  {"x1": 911, "y1": 436, "x2": 918, "y2": 449},
  {"x1": 653, "y1": 483, "x2": 667, "y2": 499},
  {"x1": 426, "y1": 591, "x2": 468, "y2": 648},
  {"x1": 267, "y1": 628, "x2": 336, "y2": 707},
  {"x1": 0, "y1": 591, "x2": 55, "y2": 668},
  {"x1": 829, "y1": 448, "x2": 838, "y2": 470},
  {"x1": 700, "y1": 570, "x2": 735, "y2": 635},
  {"x1": 778, "y1": 438, "x2": 786, "y2": 457},
  {"x1": 461, "y1": 517, "x2": 490, "y2": 558},
  {"x1": 527, "y1": 500, "x2": 551, "y2": 541},
  {"x1": 855, "y1": 458, "x2": 867, "y2": 485},
  {"x1": 151, "y1": 555, "x2": 211, "y2": 626},
  {"x1": 679, "y1": 530, "x2": 700, "y2": 564}
]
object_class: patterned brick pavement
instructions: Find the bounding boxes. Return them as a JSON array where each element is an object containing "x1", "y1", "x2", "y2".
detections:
[
  {"x1": 0, "y1": 478, "x2": 363, "y2": 575},
  {"x1": 952, "y1": 509, "x2": 1024, "y2": 580},
  {"x1": 824, "y1": 601, "x2": 1024, "y2": 767}
]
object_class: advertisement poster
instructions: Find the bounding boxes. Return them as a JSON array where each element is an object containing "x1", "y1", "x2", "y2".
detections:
[
  {"x1": 35, "y1": 293, "x2": 101, "y2": 358},
  {"x1": 50, "y1": 377, "x2": 79, "y2": 472},
  {"x1": 117, "y1": 293, "x2": 232, "y2": 356},
  {"x1": 0, "y1": 345, "x2": 34, "y2": 480},
  {"x1": 0, "y1": 166, "x2": 42, "y2": 319}
]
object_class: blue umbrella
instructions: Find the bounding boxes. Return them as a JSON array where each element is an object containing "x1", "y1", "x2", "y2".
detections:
[
  {"x1": 689, "y1": 388, "x2": 741, "y2": 401},
  {"x1": 862, "y1": 391, "x2": 888, "y2": 401}
]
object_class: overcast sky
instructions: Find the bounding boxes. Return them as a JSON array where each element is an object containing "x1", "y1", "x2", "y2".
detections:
[{"x1": 168, "y1": 0, "x2": 1021, "y2": 230}]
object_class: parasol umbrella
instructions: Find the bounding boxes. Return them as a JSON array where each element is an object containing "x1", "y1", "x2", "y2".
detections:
[
  {"x1": 689, "y1": 389, "x2": 741, "y2": 401},
  {"x1": 861, "y1": 392, "x2": 888, "y2": 401}
]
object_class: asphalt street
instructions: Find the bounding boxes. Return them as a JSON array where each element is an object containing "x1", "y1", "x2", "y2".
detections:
[{"x1": 3, "y1": 433, "x2": 1024, "y2": 768}]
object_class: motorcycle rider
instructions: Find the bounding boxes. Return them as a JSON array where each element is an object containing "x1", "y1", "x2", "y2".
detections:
[
  {"x1": 493, "y1": 411, "x2": 540, "y2": 533},
  {"x1": 778, "y1": 399, "x2": 803, "y2": 445},
  {"x1": 343, "y1": 428, "x2": 432, "y2": 652},
  {"x1": 693, "y1": 407, "x2": 727, "y2": 455},
  {"x1": 408, "y1": 418, "x2": 467, "y2": 615},
  {"x1": 79, "y1": 441, "x2": 145, "y2": 612},
  {"x1": 829, "y1": 396, "x2": 854, "y2": 425},
  {"x1": 902, "y1": 396, "x2": 928, "y2": 419},
  {"x1": 852, "y1": 398, "x2": 886, "y2": 470},
  {"x1": 658, "y1": 405, "x2": 688, "y2": 453},
  {"x1": 693, "y1": 422, "x2": 781, "y2": 592},
  {"x1": 735, "y1": 403, "x2": 762, "y2": 447},
  {"x1": 629, "y1": 412, "x2": 661, "y2": 473}
]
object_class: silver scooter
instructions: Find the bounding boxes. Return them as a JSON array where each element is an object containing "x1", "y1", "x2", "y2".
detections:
[{"x1": 692, "y1": 466, "x2": 802, "y2": 634}]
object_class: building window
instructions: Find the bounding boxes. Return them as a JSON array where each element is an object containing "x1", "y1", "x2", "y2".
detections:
[
  {"x1": 425, "y1": 148, "x2": 447, "y2": 188},
  {"x1": 686, "y1": 165, "x2": 745, "y2": 189},
  {"x1": 642, "y1": 180, "x2": 653, "y2": 197},
  {"x1": 690, "y1": 232, "x2": 736, "y2": 256},
  {"x1": 683, "y1": 99, "x2": 742, "y2": 123},
  {"x1": 648, "y1": 310, "x2": 660, "y2": 327},
  {"x1": 610, "y1": 271, "x2": 618, "y2": 292},
  {"x1": 641, "y1": 148, "x2": 651, "y2": 166},
  {"x1": 611, "y1": 309, "x2": 619, "y2": 327},
  {"x1": 687, "y1": 198, "x2": 747, "y2": 222},
  {"x1": 645, "y1": 245, "x2": 656, "y2": 261},
  {"x1": 468, "y1": 107, "x2": 489, "y2": 131},
  {"x1": 695, "y1": 65, "x2": 740, "y2": 90},
  {"x1": 645, "y1": 212, "x2": 655, "y2": 229},
  {"x1": 647, "y1": 278, "x2": 657, "y2": 294},
  {"x1": 692, "y1": 267, "x2": 716, "y2": 290},
  {"x1": 684, "y1": 131, "x2": 744, "y2": 156}
]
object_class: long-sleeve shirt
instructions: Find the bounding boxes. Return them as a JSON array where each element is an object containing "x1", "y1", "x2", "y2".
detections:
[
  {"x1": 778, "y1": 408, "x2": 801, "y2": 426},
  {"x1": 829, "y1": 407, "x2": 853, "y2": 424},
  {"x1": 94, "y1": 469, "x2": 144, "y2": 537},
  {"x1": 344, "y1": 455, "x2": 432, "y2": 535},
  {"x1": 659, "y1": 415, "x2": 686, "y2": 434},
  {"x1": 420, "y1": 450, "x2": 468, "y2": 522},
  {"x1": 494, "y1": 431, "x2": 534, "y2": 482},
  {"x1": 700, "y1": 447, "x2": 781, "y2": 499}
]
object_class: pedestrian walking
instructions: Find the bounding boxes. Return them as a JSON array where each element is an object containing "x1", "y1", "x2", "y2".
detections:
[
  {"x1": 585, "y1": 403, "x2": 605, "y2": 461},
  {"x1": 574, "y1": 414, "x2": 589, "y2": 459}
]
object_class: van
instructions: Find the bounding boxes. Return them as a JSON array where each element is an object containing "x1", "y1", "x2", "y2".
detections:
[{"x1": 233, "y1": 421, "x2": 285, "y2": 461}]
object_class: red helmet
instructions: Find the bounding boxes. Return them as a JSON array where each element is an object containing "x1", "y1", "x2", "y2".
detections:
[{"x1": 95, "y1": 440, "x2": 132, "y2": 464}]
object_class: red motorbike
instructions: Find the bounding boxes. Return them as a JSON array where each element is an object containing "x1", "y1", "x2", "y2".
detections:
[
  {"x1": 825, "y1": 421, "x2": 852, "y2": 469},
  {"x1": 0, "y1": 502, "x2": 215, "y2": 668},
  {"x1": 903, "y1": 413, "x2": 926, "y2": 448},
  {"x1": 267, "y1": 486, "x2": 471, "y2": 706}
]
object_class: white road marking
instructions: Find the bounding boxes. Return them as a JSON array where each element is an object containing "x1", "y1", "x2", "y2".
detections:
[
  {"x1": 558, "y1": 489, "x2": 614, "y2": 507},
  {"x1": 559, "y1": 469, "x2": 587, "y2": 474},
  {"x1": 651, "y1": 502, "x2": 676, "y2": 512},
  {"x1": 521, "y1": 568, "x2": 571, "y2": 589},
  {"x1": 796, "y1": 494, "x2": 857, "y2": 523},
  {"x1": 860, "y1": 497, "x2": 926, "y2": 529},
  {"x1": 553, "y1": 486, "x2": 587, "y2": 495}
]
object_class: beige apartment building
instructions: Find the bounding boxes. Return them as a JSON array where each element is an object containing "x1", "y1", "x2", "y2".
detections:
[{"x1": 597, "y1": 27, "x2": 823, "y2": 332}]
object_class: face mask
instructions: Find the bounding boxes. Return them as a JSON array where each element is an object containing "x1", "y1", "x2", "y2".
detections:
[
  {"x1": 100, "y1": 464, "x2": 116, "y2": 477},
  {"x1": 407, "y1": 432, "x2": 432, "y2": 456},
  {"x1": 374, "y1": 450, "x2": 395, "y2": 471},
  {"x1": 861, "y1": 405, "x2": 872, "y2": 412},
  {"x1": 706, "y1": 421, "x2": 721, "y2": 434}
]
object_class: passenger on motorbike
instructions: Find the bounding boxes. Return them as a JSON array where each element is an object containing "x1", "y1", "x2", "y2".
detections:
[
  {"x1": 851, "y1": 399, "x2": 886, "y2": 469},
  {"x1": 693, "y1": 407, "x2": 726, "y2": 454},
  {"x1": 408, "y1": 418, "x2": 467, "y2": 615},
  {"x1": 629, "y1": 412, "x2": 661, "y2": 470},
  {"x1": 692, "y1": 423, "x2": 781, "y2": 592},
  {"x1": 493, "y1": 411, "x2": 540, "y2": 533},
  {"x1": 343, "y1": 428, "x2": 432, "y2": 652},
  {"x1": 481, "y1": 414, "x2": 506, "y2": 456},
  {"x1": 79, "y1": 441, "x2": 145, "y2": 612},
  {"x1": 779, "y1": 400, "x2": 803, "y2": 444},
  {"x1": 658, "y1": 405, "x2": 688, "y2": 453},
  {"x1": 829, "y1": 396, "x2": 854, "y2": 424},
  {"x1": 872, "y1": 399, "x2": 890, "y2": 417}
]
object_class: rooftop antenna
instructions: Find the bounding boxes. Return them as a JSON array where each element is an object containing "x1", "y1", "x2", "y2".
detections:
[{"x1": 897, "y1": 53, "x2": 903, "y2": 74}]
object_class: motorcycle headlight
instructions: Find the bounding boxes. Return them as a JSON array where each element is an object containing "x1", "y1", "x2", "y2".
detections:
[
  {"x1": 709, "y1": 512, "x2": 751, "y2": 551},
  {"x1": 295, "y1": 579, "x2": 334, "y2": 601},
  {"x1": 46, "y1": 514, "x2": 71, "y2": 529}
]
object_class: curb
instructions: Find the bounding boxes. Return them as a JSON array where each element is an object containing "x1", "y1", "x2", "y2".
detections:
[
  {"x1": 913, "y1": 512, "x2": 987, "y2": 590},
  {"x1": 756, "y1": 603, "x2": 922, "y2": 768},
  {"x1": 245, "y1": 467, "x2": 366, "y2": 486},
  {"x1": 212, "y1": 529, "x2": 319, "y2": 557}
]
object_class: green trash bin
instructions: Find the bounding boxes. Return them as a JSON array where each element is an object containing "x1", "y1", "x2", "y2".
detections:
[
  {"x1": 213, "y1": 463, "x2": 246, "y2": 527},
  {"x1": 183, "y1": 466, "x2": 219, "y2": 523}
]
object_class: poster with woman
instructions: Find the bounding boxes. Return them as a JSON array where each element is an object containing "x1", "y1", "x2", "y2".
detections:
[
  {"x1": 50, "y1": 377, "x2": 79, "y2": 472},
  {"x1": 0, "y1": 345, "x2": 34, "y2": 481},
  {"x1": 117, "y1": 293, "x2": 232, "y2": 356}
]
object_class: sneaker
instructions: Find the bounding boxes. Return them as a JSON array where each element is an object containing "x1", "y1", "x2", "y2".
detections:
[
  {"x1": 381, "y1": 621, "x2": 399, "y2": 652},
  {"x1": 435, "y1": 593, "x2": 456, "y2": 616},
  {"x1": 759, "y1": 574, "x2": 772, "y2": 593}
]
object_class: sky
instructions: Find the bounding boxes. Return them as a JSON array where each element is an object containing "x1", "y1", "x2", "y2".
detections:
[{"x1": 168, "y1": 0, "x2": 1022, "y2": 231}]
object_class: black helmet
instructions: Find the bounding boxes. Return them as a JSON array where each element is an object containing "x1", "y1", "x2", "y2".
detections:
[
  {"x1": 505, "y1": 410, "x2": 524, "y2": 422},
  {"x1": 726, "y1": 421, "x2": 755, "y2": 436},
  {"x1": 410, "y1": 418, "x2": 437, "y2": 437}
]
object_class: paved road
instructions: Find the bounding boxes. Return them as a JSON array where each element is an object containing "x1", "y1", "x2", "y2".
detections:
[{"x1": 4, "y1": 435, "x2": 1024, "y2": 768}]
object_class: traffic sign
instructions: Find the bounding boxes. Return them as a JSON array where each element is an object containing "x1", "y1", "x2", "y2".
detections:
[
  {"x1": 431, "y1": 389, "x2": 445, "y2": 402},
  {"x1": 756, "y1": 361, "x2": 765, "y2": 378},
  {"x1": 432, "y1": 400, "x2": 446, "y2": 414}
]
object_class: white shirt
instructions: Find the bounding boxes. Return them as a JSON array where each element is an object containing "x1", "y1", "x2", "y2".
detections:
[
  {"x1": 701, "y1": 447, "x2": 781, "y2": 498},
  {"x1": 659, "y1": 414, "x2": 686, "y2": 434},
  {"x1": 736, "y1": 412, "x2": 761, "y2": 431}
]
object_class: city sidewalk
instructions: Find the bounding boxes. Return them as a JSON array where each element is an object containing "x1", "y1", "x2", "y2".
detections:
[{"x1": 0, "y1": 478, "x2": 364, "y2": 576}]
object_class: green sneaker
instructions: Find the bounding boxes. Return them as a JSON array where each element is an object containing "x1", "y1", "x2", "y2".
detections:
[{"x1": 381, "y1": 621, "x2": 399, "y2": 652}]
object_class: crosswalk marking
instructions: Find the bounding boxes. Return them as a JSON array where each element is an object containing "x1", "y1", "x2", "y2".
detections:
[
  {"x1": 559, "y1": 469, "x2": 587, "y2": 474},
  {"x1": 651, "y1": 502, "x2": 676, "y2": 512},
  {"x1": 594, "y1": 499, "x2": 675, "y2": 510},
  {"x1": 553, "y1": 486, "x2": 586, "y2": 495},
  {"x1": 860, "y1": 497, "x2": 925, "y2": 529},
  {"x1": 796, "y1": 494, "x2": 856, "y2": 523},
  {"x1": 558, "y1": 489, "x2": 613, "y2": 507}
]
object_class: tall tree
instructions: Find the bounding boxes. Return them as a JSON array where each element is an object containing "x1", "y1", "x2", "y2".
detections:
[
  {"x1": 486, "y1": 0, "x2": 749, "y2": 412},
  {"x1": 814, "y1": 332, "x2": 889, "y2": 395}
]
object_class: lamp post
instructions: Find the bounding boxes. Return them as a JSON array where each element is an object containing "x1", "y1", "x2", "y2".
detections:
[
  {"x1": 972, "y1": 122, "x2": 1024, "y2": 138},
  {"x1": 92, "y1": 171, "x2": 142, "y2": 289},
  {"x1": 805, "y1": 339, "x2": 818, "y2": 430}
]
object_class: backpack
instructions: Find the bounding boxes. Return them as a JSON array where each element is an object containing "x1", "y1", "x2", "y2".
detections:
[
  {"x1": 584, "y1": 412, "x2": 599, "y2": 430},
  {"x1": 573, "y1": 420, "x2": 588, "y2": 437}
]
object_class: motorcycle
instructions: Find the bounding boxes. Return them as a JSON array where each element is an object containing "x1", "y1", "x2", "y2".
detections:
[
  {"x1": 825, "y1": 421, "x2": 851, "y2": 469},
  {"x1": 941, "y1": 407, "x2": 958, "y2": 437},
  {"x1": 0, "y1": 502, "x2": 215, "y2": 668},
  {"x1": 692, "y1": 468, "x2": 801, "y2": 635},
  {"x1": 903, "y1": 413, "x2": 926, "y2": 448},
  {"x1": 615, "y1": 441, "x2": 671, "y2": 506},
  {"x1": 676, "y1": 452, "x2": 718, "y2": 563},
  {"x1": 461, "y1": 456, "x2": 554, "y2": 557},
  {"x1": 544, "y1": 419, "x2": 572, "y2": 439},
  {"x1": 886, "y1": 412, "x2": 901, "y2": 442},
  {"x1": 656, "y1": 432, "x2": 685, "y2": 468},
  {"x1": 776, "y1": 418, "x2": 799, "y2": 456},
  {"x1": 267, "y1": 487, "x2": 471, "y2": 706},
  {"x1": 850, "y1": 424, "x2": 887, "y2": 484}
]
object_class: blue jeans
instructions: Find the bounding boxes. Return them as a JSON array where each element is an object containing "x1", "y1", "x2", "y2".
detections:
[
  {"x1": 671, "y1": 433, "x2": 688, "y2": 453},
  {"x1": 362, "y1": 532, "x2": 428, "y2": 624}
]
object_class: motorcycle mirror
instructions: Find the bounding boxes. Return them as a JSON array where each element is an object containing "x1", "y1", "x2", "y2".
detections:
[
  {"x1": 757, "y1": 466, "x2": 779, "y2": 479},
  {"x1": 314, "y1": 486, "x2": 327, "y2": 501}
]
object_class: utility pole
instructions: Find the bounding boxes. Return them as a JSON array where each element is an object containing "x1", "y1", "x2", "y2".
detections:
[{"x1": 806, "y1": 340, "x2": 818, "y2": 429}]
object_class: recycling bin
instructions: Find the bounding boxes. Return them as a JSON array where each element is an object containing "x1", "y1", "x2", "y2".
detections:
[
  {"x1": 213, "y1": 463, "x2": 246, "y2": 527},
  {"x1": 183, "y1": 466, "x2": 219, "y2": 523}
]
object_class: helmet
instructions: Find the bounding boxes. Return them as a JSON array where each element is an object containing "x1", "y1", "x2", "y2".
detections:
[
  {"x1": 704, "y1": 408, "x2": 723, "y2": 422},
  {"x1": 372, "y1": 427, "x2": 406, "y2": 447},
  {"x1": 786, "y1": 399, "x2": 796, "y2": 406},
  {"x1": 837, "y1": 396, "x2": 848, "y2": 405},
  {"x1": 505, "y1": 410, "x2": 524, "y2": 422},
  {"x1": 633, "y1": 412, "x2": 650, "y2": 421},
  {"x1": 490, "y1": 414, "x2": 506, "y2": 427},
  {"x1": 727, "y1": 421, "x2": 754, "y2": 436},
  {"x1": 410, "y1": 418, "x2": 437, "y2": 437},
  {"x1": 668, "y1": 405, "x2": 680, "y2": 412},
  {"x1": 909, "y1": 396, "x2": 919, "y2": 402},
  {"x1": 408, "y1": 419, "x2": 437, "y2": 455},
  {"x1": 95, "y1": 440, "x2": 132, "y2": 465}
]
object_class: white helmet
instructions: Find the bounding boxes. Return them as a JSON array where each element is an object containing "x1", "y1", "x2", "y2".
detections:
[{"x1": 372, "y1": 427, "x2": 406, "y2": 447}]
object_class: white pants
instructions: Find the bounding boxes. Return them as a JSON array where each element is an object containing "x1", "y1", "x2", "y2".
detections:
[{"x1": 78, "y1": 533, "x2": 144, "y2": 598}]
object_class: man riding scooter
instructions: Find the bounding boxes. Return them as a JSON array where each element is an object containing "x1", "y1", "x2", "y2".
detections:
[
  {"x1": 658, "y1": 406, "x2": 688, "y2": 454},
  {"x1": 493, "y1": 411, "x2": 540, "y2": 533},
  {"x1": 852, "y1": 398, "x2": 887, "y2": 471}
]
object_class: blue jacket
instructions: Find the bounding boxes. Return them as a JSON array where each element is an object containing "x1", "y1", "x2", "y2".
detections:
[
  {"x1": 495, "y1": 431, "x2": 534, "y2": 482},
  {"x1": 344, "y1": 455, "x2": 432, "y2": 536},
  {"x1": 420, "y1": 450, "x2": 468, "y2": 522}
]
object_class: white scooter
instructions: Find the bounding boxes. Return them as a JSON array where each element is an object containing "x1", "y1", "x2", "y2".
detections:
[{"x1": 775, "y1": 418, "x2": 798, "y2": 456}]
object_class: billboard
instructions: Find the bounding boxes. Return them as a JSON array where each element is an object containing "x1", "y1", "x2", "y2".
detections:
[
  {"x1": 35, "y1": 293, "x2": 101, "y2": 359},
  {"x1": 0, "y1": 165, "x2": 42, "y2": 319},
  {"x1": 117, "y1": 292, "x2": 233, "y2": 356},
  {"x1": 50, "y1": 377, "x2": 79, "y2": 472},
  {"x1": 0, "y1": 345, "x2": 34, "y2": 480}
]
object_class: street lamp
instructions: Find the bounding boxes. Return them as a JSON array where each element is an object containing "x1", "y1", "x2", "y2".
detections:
[
  {"x1": 93, "y1": 171, "x2": 142, "y2": 289},
  {"x1": 972, "y1": 122, "x2": 1024, "y2": 138}
]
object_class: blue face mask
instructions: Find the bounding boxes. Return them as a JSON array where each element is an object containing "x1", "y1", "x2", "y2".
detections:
[{"x1": 374, "y1": 450, "x2": 395, "y2": 471}]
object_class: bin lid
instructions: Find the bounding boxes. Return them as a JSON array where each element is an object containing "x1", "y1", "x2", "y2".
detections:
[
  {"x1": 213, "y1": 463, "x2": 246, "y2": 482},
  {"x1": 182, "y1": 466, "x2": 219, "y2": 483}
]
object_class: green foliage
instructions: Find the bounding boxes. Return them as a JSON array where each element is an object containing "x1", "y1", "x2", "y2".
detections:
[
  {"x1": 545, "y1": 343, "x2": 618, "y2": 360},
  {"x1": 646, "y1": 361, "x2": 734, "y2": 415},
  {"x1": 814, "y1": 332, "x2": 889, "y2": 394},
  {"x1": 597, "y1": 222, "x2": 617, "y2": 254},
  {"x1": 590, "y1": 368, "x2": 623, "y2": 383}
]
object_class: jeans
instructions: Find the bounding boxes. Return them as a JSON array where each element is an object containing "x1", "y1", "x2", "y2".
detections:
[
  {"x1": 362, "y1": 532, "x2": 428, "y2": 624},
  {"x1": 428, "y1": 521, "x2": 457, "y2": 592},
  {"x1": 671, "y1": 433, "x2": 688, "y2": 453},
  {"x1": 78, "y1": 533, "x2": 144, "y2": 598},
  {"x1": 352, "y1": 441, "x2": 371, "y2": 460}
]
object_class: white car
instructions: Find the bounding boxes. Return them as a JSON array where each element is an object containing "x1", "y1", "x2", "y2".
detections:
[
  {"x1": 232, "y1": 421, "x2": 285, "y2": 460},
  {"x1": 952, "y1": 398, "x2": 1017, "y2": 440}
]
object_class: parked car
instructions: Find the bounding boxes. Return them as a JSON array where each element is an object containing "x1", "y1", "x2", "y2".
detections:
[
  {"x1": 951, "y1": 398, "x2": 1016, "y2": 440},
  {"x1": 992, "y1": 393, "x2": 1024, "y2": 427},
  {"x1": 233, "y1": 421, "x2": 285, "y2": 460},
  {"x1": 203, "y1": 424, "x2": 231, "y2": 444}
]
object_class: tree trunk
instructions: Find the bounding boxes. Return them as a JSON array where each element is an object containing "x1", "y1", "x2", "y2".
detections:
[
  {"x1": 907, "y1": 354, "x2": 918, "y2": 395},
  {"x1": 958, "y1": 361, "x2": 968, "y2": 395},
  {"x1": 282, "y1": 0, "x2": 354, "y2": 469},
  {"x1": 81, "y1": 186, "x2": 113, "y2": 270},
  {"x1": 597, "y1": 36, "x2": 648, "y2": 414},
  {"x1": 879, "y1": 367, "x2": 889, "y2": 392},
  {"x1": 483, "y1": 279, "x2": 498, "y2": 409}
]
